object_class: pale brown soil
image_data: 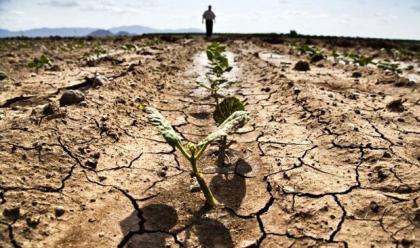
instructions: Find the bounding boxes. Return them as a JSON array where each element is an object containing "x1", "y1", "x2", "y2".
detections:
[{"x1": 0, "y1": 37, "x2": 419, "y2": 248}]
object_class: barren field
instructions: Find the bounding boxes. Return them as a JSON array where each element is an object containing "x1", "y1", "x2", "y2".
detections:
[{"x1": 0, "y1": 36, "x2": 419, "y2": 247}]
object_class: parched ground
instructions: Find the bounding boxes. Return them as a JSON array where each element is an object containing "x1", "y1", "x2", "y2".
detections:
[{"x1": 0, "y1": 37, "x2": 419, "y2": 248}]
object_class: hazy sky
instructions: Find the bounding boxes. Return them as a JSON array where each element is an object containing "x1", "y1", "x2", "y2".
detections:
[{"x1": 1, "y1": 0, "x2": 420, "y2": 39}]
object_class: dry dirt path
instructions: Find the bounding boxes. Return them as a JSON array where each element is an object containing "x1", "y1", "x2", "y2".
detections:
[{"x1": 0, "y1": 38, "x2": 419, "y2": 248}]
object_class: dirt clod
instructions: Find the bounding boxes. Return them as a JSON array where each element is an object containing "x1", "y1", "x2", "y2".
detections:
[
  {"x1": 293, "y1": 60, "x2": 310, "y2": 71},
  {"x1": 3, "y1": 207, "x2": 20, "y2": 221},
  {"x1": 352, "y1": 71, "x2": 362, "y2": 78},
  {"x1": 59, "y1": 89, "x2": 85, "y2": 106},
  {"x1": 42, "y1": 103, "x2": 56, "y2": 115},
  {"x1": 386, "y1": 99, "x2": 405, "y2": 112},
  {"x1": 85, "y1": 159, "x2": 98, "y2": 169},
  {"x1": 0, "y1": 70, "x2": 7, "y2": 81},
  {"x1": 413, "y1": 211, "x2": 420, "y2": 227},
  {"x1": 92, "y1": 75, "x2": 107, "y2": 87},
  {"x1": 26, "y1": 216, "x2": 41, "y2": 228},
  {"x1": 310, "y1": 54, "x2": 324, "y2": 63},
  {"x1": 369, "y1": 201, "x2": 380, "y2": 213}
]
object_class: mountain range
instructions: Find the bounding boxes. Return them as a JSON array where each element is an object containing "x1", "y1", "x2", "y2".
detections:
[{"x1": 0, "y1": 25, "x2": 203, "y2": 38}]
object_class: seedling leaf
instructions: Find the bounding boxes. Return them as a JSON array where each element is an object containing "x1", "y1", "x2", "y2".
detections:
[
  {"x1": 143, "y1": 107, "x2": 182, "y2": 148},
  {"x1": 213, "y1": 97, "x2": 245, "y2": 125},
  {"x1": 198, "y1": 111, "x2": 249, "y2": 149}
]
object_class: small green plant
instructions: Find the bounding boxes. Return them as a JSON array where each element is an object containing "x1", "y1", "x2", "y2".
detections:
[
  {"x1": 332, "y1": 51, "x2": 374, "y2": 66},
  {"x1": 122, "y1": 44, "x2": 138, "y2": 52},
  {"x1": 213, "y1": 97, "x2": 246, "y2": 166},
  {"x1": 83, "y1": 46, "x2": 108, "y2": 66},
  {"x1": 295, "y1": 44, "x2": 324, "y2": 63},
  {"x1": 345, "y1": 52, "x2": 374, "y2": 66},
  {"x1": 142, "y1": 106, "x2": 249, "y2": 207},
  {"x1": 377, "y1": 61, "x2": 402, "y2": 74},
  {"x1": 28, "y1": 54, "x2": 53, "y2": 72},
  {"x1": 332, "y1": 51, "x2": 402, "y2": 74},
  {"x1": 93, "y1": 46, "x2": 107, "y2": 57},
  {"x1": 197, "y1": 42, "x2": 233, "y2": 105}
]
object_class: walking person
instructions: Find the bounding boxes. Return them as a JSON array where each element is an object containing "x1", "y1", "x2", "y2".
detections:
[{"x1": 202, "y1": 5, "x2": 216, "y2": 38}]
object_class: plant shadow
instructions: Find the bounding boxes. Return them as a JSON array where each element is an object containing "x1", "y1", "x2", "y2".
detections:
[
  {"x1": 120, "y1": 204, "x2": 234, "y2": 247},
  {"x1": 120, "y1": 204, "x2": 178, "y2": 248},
  {"x1": 210, "y1": 158, "x2": 251, "y2": 211}
]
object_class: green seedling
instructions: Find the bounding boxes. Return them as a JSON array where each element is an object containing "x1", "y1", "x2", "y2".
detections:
[
  {"x1": 213, "y1": 97, "x2": 246, "y2": 166},
  {"x1": 295, "y1": 44, "x2": 325, "y2": 63},
  {"x1": 197, "y1": 42, "x2": 233, "y2": 105},
  {"x1": 296, "y1": 44, "x2": 320, "y2": 56},
  {"x1": 345, "y1": 53, "x2": 374, "y2": 66},
  {"x1": 28, "y1": 54, "x2": 53, "y2": 73},
  {"x1": 122, "y1": 44, "x2": 138, "y2": 52},
  {"x1": 93, "y1": 46, "x2": 107, "y2": 57},
  {"x1": 142, "y1": 106, "x2": 249, "y2": 207},
  {"x1": 376, "y1": 61, "x2": 402, "y2": 74},
  {"x1": 332, "y1": 51, "x2": 374, "y2": 66},
  {"x1": 83, "y1": 46, "x2": 108, "y2": 66}
]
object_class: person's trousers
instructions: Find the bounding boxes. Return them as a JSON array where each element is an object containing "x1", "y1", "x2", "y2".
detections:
[{"x1": 206, "y1": 20, "x2": 213, "y2": 37}]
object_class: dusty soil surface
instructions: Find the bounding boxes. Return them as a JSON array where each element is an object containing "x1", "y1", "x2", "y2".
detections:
[{"x1": 0, "y1": 37, "x2": 419, "y2": 248}]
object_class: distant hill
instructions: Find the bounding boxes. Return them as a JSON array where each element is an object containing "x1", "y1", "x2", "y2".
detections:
[
  {"x1": 0, "y1": 25, "x2": 203, "y2": 38},
  {"x1": 115, "y1": 31, "x2": 132, "y2": 37},
  {"x1": 109, "y1": 25, "x2": 158, "y2": 35},
  {"x1": 88, "y1": 29, "x2": 114, "y2": 37}
]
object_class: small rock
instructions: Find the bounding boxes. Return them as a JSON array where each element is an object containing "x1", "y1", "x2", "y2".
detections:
[
  {"x1": 394, "y1": 77, "x2": 415, "y2": 87},
  {"x1": 88, "y1": 218, "x2": 96, "y2": 223},
  {"x1": 92, "y1": 75, "x2": 107, "y2": 87},
  {"x1": 0, "y1": 71, "x2": 8, "y2": 81},
  {"x1": 98, "y1": 232, "x2": 105, "y2": 238},
  {"x1": 54, "y1": 206, "x2": 65, "y2": 217},
  {"x1": 369, "y1": 201, "x2": 380, "y2": 213},
  {"x1": 310, "y1": 54, "x2": 324, "y2": 63},
  {"x1": 92, "y1": 152, "x2": 101, "y2": 159},
  {"x1": 405, "y1": 65, "x2": 414, "y2": 71},
  {"x1": 3, "y1": 207, "x2": 20, "y2": 221},
  {"x1": 79, "y1": 101, "x2": 88, "y2": 107},
  {"x1": 413, "y1": 211, "x2": 420, "y2": 227},
  {"x1": 261, "y1": 87, "x2": 271, "y2": 92},
  {"x1": 158, "y1": 171, "x2": 167, "y2": 178},
  {"x1": 293, "y1": 87, "x2": 301, "y2": 95},
  {"x1": 42, "y1": 103, "x2": 55, "y2": 116},
  {"x1": 190, "y1": 182, "x2": 200, "y2": 193},
  {"x1": 386, "y1": 99, "x2": 405, "y2": 112},
  {"x1": 352, "y1": 71, "x2": 362, "y2": 78},
  {"x1": 293, "y1": 60, "x2": 310, "y2": 71},
  {"x1": 382, "y1": 152, "x2": 391, "y2": 158},
  {"x1": 59, "y1": 90, "x2": 85, "y2": 106},
  {"x1": 401, "y1": 239, "x2": 414, "y2": 247},
  {"x1": 49, "y1": 65, "x2": 61, "y2": 72},
  {"x1": 396, "y1": 185, "x2": 413, "y2": 194},
  {"x1": 26, "y1": 216, "x2": 40, "y2": 228},
  {"x1": 85, "y1": 159, "x2": 98, "y2": 169}
]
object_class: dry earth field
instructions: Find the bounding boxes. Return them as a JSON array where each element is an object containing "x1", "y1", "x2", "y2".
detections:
[{"x1": 0, "y1": 36, "x2": 419, "y2": 248}]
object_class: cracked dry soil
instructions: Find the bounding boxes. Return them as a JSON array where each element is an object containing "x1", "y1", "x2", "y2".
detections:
[{"x1": 0, "y1": 37, "x2": 419, "y2": 248}]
